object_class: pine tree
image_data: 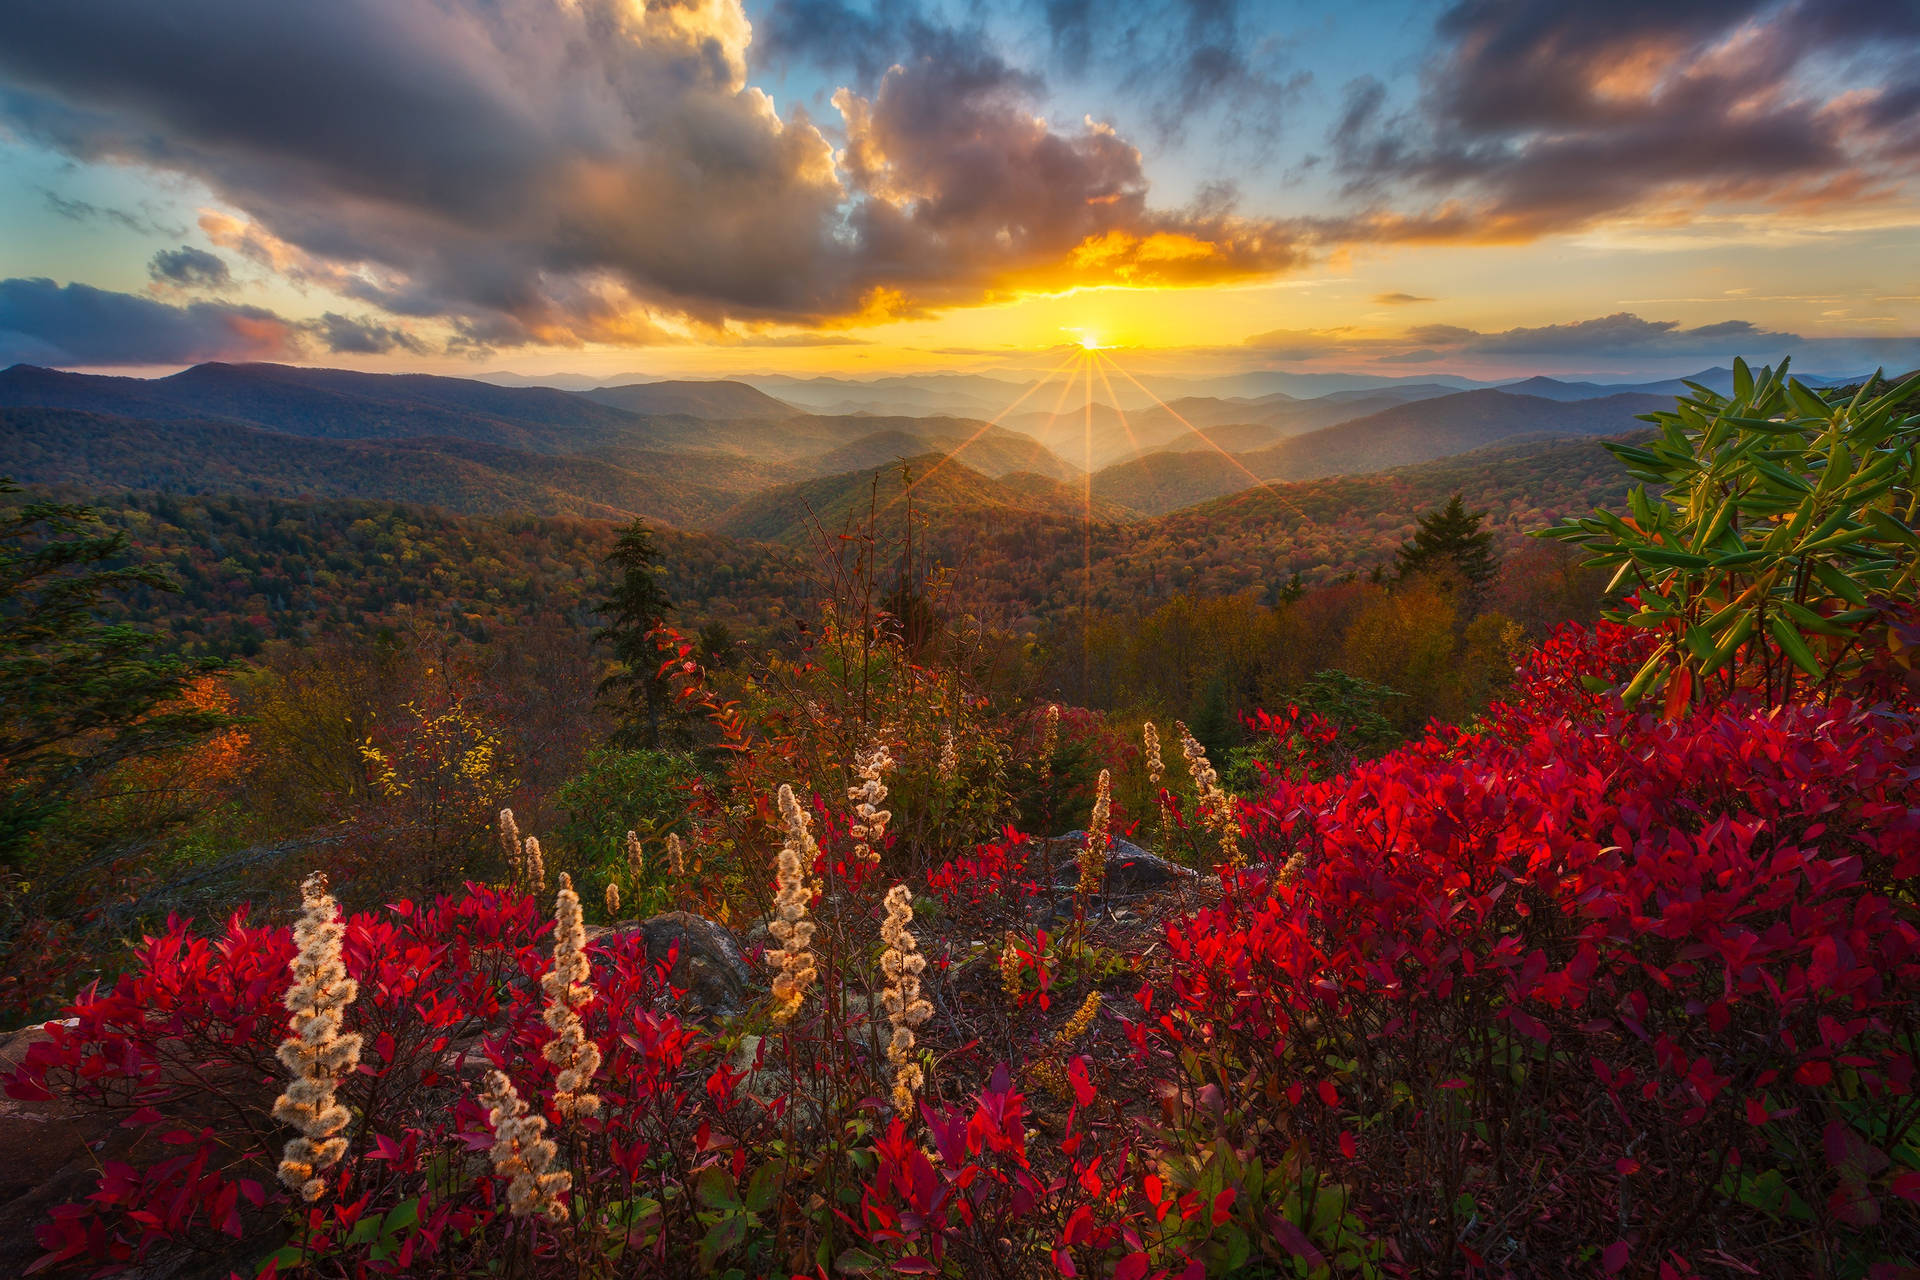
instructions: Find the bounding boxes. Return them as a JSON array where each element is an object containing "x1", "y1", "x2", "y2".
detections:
[
  {"x1": 594, "y1": 521, "x2": 675, "y2": 748},
  {"x1": 1395, "y1": 493, "x2": 1497, "y2": 595},
  {"x1": 0, "y1": 481, "x2": 224, "y2": 864}
]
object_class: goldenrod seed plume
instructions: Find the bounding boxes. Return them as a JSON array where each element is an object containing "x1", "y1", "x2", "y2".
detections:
[
  {"x1": 880, "y1": 884, "x2": 933, "y2": 1114},
  {"x1": 541, "y1": 874, "x2": 602, "y2": 1120},
  {"x1": 767, "y1": 784, "x2": 819, "y2": 1022},
  {"x1": 480, "y1": 1070, "x2": 570, "y2": 1221},
  {"x1": 272, "y1": 872, "x2": 362, "y2": 1202}
]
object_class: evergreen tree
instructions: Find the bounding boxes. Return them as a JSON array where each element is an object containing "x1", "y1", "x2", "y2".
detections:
[
  {"x1": 1395, "y1": 493, "x2": 1497, "y2": 594},
  {"x1": 594, "y1": 521, "x2": 676, "y2": 748},
  {"x1": 0, "y1": 481, "x2": 223, "y2": 864}
]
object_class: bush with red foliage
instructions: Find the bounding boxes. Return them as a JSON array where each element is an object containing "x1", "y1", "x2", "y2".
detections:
[{"x1": 1159, "y1": 620, "x2": 1920, "y2": 1274}]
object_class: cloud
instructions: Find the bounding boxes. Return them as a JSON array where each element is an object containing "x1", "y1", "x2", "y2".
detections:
[
  {"x1": 0, "y1": 0, "x2": 1297, "y2": 349},
  {"x1": 1236, "y1": 309, "x2": 1902, "y2": 370},
  {"x1": 1407, "y1": 313, "x2": 1800, "y2": 357},
  {"x1": 834, "y1": 47, "x2": 1301, "y2": 308},
  {"x1": 39, "y1": 189, "x2": 182, "y2": 237},
  {"x1": 1373, "y1": 291, "x2": 1433, "y2": 305},
  {"x1": 0, "y1": 276, "x2": 304, "y2": 366},
  {"x1": 756, "y1": 0, "x2": 1307, "y2": 158},
  {"x1": 148, "y1": 246, "x2": 232, "y2": 291},
  {"x1": 1322, "y1": 1, "x2": 1920, "y2": 242},
  {"x1": 310, "y1": 312, "x2": 425, "y2": 356}
]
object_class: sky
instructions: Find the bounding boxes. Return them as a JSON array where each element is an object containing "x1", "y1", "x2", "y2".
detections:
[{"x1": 0, "y1": 0, "x2": 1917, "y2": 382}]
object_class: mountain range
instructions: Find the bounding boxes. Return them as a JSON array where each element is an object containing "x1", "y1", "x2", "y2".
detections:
[{"x1": 3, "y1": 359, "x2": 1846, "y2": 543}]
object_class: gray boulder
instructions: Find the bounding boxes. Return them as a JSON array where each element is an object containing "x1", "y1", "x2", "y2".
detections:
[
  {"x1": 1040, "y1": 832, "x2": 1197, "y2": 895},
  {"x1": 609, "y1": 911, "x2": 758, "y2": 1017}
]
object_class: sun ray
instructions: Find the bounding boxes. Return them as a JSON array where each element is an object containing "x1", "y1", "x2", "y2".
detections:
[
  {"x1": 885, "y1": 350, "x2": 1083, "y2": 501},
  {"x1": 1094, "y1": 350, "x2": 1309, "y2": 521}
]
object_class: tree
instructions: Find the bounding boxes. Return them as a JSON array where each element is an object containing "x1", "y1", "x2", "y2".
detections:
[
  {"x1": 1396, "y1": 493, "x2": 1497, "y2": 595},
  {"x1": 594, "y1": 520, "x2": 676, "y2": 748},
  {"x1": 0, "y1": 481, "x2": 223, "y2": 864}
]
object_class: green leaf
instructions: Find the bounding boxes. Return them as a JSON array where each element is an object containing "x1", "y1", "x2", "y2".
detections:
[
  {"x1": 742, "y1": 1160, "x2": 783, "y2": 1214},
  {"x1": 1768, "y1": 613, "x2": 1824, "y2": 678},
  {"x1": 696, "y1": 1166, "x2": 740, "y2": 1211},
  {"x1": 699, "y1": 1213, "x2": 748, "y2": 1270},
  {"x1": 1632, "y1": 546, "x2": 1713, "y2": 570},
  {"x1": 1810, "y1": 562, "x2": 1870, "y2": 606}
]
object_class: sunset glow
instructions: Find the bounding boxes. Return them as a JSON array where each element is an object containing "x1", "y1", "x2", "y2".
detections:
[{"x1": 0, "y1": 2, "x2": 1912, "y2": 380}]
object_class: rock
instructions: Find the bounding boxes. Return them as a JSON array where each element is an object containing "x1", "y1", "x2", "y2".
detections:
[
  {"x1": 624, "y1": 911, "x2": 758, "y2": 1017},
  {"x1": 1040, "y1": 833, "x2": 1197, "y2": 895}
]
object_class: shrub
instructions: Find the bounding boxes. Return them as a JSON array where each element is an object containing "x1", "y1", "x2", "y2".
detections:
[
  {"x1": 1544, "y1": 359, "x2": 1920, "y2": 711},
  {"x1": 1161, "y1": 621, "x2": 1920, "y2": 1274}
]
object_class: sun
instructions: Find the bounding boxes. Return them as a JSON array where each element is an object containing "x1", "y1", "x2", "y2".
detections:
[{"x1": 1076, "y1": 330, "x2": 1104, "y2": 350}]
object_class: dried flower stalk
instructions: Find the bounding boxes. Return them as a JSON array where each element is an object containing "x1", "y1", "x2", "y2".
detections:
[
  {"x1": 1143, "y1": 721, "x2": 1163, "y2": 787},
  {"x1": 624, "y1": 829, "x2": 644, "y2": 884},
  {"x1": 480, "y1": 1070, "x2": 570, "y2": 1221},
  {"x1": 1077, "y1": 768, "x2": 1111, "y2": 898},
  {"x1": 939, "y1": 724, "x2": 959, "y2": 782},
  {"x1": 1177, "y1": 721, "x2": 1242, "y2": 868},
  {"x1": 1031, "y1": 989, "x2": 1104, "y2": 1097},
  {"x1": 665, "y1": 831, "x2": 686, "y2": 878},
  {"x1": 879, "y1": 884, "x2": 934, "y2": 1114},
  {"x1": 1040, "y1": 703, "x2": 1061, "y2": 764},
  {"x1": 272, "y1": 872, "x2": 363, "y2": 1202},
  {"x1": 848, "y1": 741, "x2": 894, "y2": 864},
  {"x1": 541, "y1": 874, "x2": 602, "y2": 1120},
  {"x1": 522, "y1": 835, "x2": 547, "y2": 894},
  {"x1": 604, "y1": 881, "x2": 620, "y2": 917},
  {"x1": 998, "y1": 933, "x2": 1024, "y2": 1005},
  {"x1": 767, "y1": 783, "x2": 819, "y2": 1022}
]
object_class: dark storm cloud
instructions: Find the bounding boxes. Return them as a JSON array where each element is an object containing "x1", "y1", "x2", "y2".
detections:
[
  {"x1": 148, "y1": 246, "x2": 232, "y2": 290},
  {"x1": 0, "y1": 0, "x2": 1298, "y2": 349},
  {"x1": 1324, "y1": 0, "x2": 1920, "y2": 240},
  {"x1": 0, "y1": 276, "x2": 303, "y2": 366}
]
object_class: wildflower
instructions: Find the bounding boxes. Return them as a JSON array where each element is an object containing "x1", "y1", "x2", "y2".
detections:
[
  {"x1": 998, "y1": 933, "x2": 1024, "y2": 1005},
  {"x1": 1041, "y1": 703, "x2": 1060, "y2": 764},
  {"x1": 480, "y1": 1070, "x2": 570, "y2": 1221},
  {"x1": 501, "y1": 809, "x2": 547, "y2": 893},
  {"x1": 1177, "y1": 721, "x2": 1242, "y2": 869},
  {"x1": 1077, "y1": 768, "x2": 1111, "y2": 898},
  {"x1": 848, "y1": 740, "x2": 894, "y2": 864},
  {"x1": 767, "y1": 784, "x2": 819, "y2": 1022},
  {"x1": 604, "y1": 881, "x2": 620, "y2": 917},
  {"x1": 272, "y1": 872, "x2": 363, "y2": 1202},
  {"x1": 665, "y1": 831, "x2": 686, "y2": 878},
  {"x1": 624, "y1": 829, "x2": 643, "y2": 884},
  {"x1": 939, "y1": 724, "x2": 959, "y2": 782},
  {"x1": 1057, "y1": 988, "x2": 1103, "y2": 1044},
  {"x1": 523, "y1": 835, "x2": 547, "y2": 893},
  {"x1": 1142, "y1": 721, "x2": 1163, "y2": 787},
  {"x1": 1032, "y1": 990, "x2": 1103, "y2": 1097},
  {"x1": 500, "y1": 807, "x2": 522, "y2": 873},
  {"x1": 541, "y1": 874, "x2": 601, "y2": 1120},
  {"x1": 879, "y1": 884, "x2": 934, "y2": 1114}
]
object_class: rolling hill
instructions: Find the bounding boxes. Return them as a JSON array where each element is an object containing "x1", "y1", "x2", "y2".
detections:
[
  {"x1": 0, "y1": 407, "x2": 741, "y2": 527},
  {"x1": 1091, "y1": 389, "x2": 1668, "y2": 514},
  {"x1": 712, "y1": 453, "x2": 1132, "y2": 546},
  {"x1": 0, "y1": 361, "x2": 650, "y2": 452},
  {"x1": 581, "y1": 379, "x2": 796, "y2": 419}
]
